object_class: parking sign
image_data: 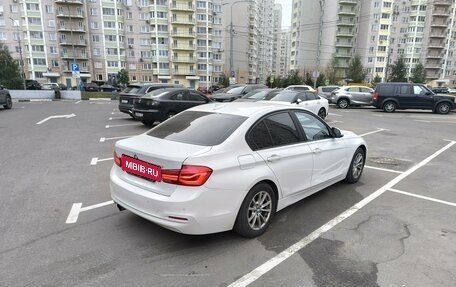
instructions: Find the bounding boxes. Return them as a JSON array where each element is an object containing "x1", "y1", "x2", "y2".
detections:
[{"x1": 71, "y1": 63, "x2": 79, "y2": 72}]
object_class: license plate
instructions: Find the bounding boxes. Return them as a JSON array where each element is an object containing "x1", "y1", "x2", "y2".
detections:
[
  {"x1": 135, "y1": 112, "x2": 143, "y2": 117},
  {"x1": 121, "y1": 99, "x2": 128, "y2": 104},
  {"x1": 122, "y1": 155, "x2": 162, "y2": 182}
]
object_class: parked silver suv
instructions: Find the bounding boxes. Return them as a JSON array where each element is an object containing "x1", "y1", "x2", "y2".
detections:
[{"x1": 329, "y1": 85, "x2": 374, "y2": 108}]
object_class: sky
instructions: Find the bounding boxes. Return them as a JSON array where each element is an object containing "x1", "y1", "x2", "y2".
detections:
[{"x1": 275, "y1": 0, "x2": 292, "y2": 28}]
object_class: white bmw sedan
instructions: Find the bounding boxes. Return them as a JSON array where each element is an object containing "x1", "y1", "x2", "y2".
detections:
[{"x1": 110, "y1": 102, "x2": 367, "y2": 237}]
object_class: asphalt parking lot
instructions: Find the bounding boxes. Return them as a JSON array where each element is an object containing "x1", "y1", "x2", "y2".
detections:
[{"x1": 0, "y1": 100, "x2": 455, "y2": 287}]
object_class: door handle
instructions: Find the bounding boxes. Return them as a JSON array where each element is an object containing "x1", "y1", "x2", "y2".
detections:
[
  {"x1": 312, "y1": 148, "x2": 322, "y2": 154},
  {"x1": 267, "y1": 155, "x2": 281, "y2": 162}
]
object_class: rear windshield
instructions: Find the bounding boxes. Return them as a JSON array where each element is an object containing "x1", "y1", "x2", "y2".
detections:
[
  {"x1": 322, "y1": 87, "x2": 338, "y2": 92},
  {"x1": 147, "y1": 111, "x2": 247, "y2": 146},
  {"x1": 122, "y1": 86, "x2": 141, "y2": 94},
  {"x1": 269, "y1": 92, "x2": 296, "y2": 102}
]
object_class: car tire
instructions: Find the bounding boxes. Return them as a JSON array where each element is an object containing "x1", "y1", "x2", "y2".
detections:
[
  {"x1": 383, "y1": 101, "x2": 396, "y2": 113},
  {"x1": 337, "y1": 98, "x2": 349, "y2": 109},
  {"x1": 4, "y1": 96, "x2": 12, "y2": 109},
  {"x1": 318, "y1": 108, "x2": 326, "y2": 119},
  {"x1": 141, "y1": 120, "x2": 154, "y2": 126},
  {"x1": 436, "y1": 102, "x2": 451, "y2": 114},
  {"x1": 234, "y1": 182, "x2": 276, "y2": 238},
  {"x1": 344, "y1": 147, "x2": 365, "y2": 183}
]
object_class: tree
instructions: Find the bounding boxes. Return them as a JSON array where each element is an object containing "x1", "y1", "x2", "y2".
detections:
[
  {"x1": 346, "y1": 54, "x2": 366, "y2": 83},
  {"x1": 218, "y1": 73, "x2": 229, "y2": 87},
  {"x1": 0, "y1": 43, "x2": 23, "y2": 89},
  {"x1": 304, "y1": 72, "x2": 313, "y2": 86},
  {"x1": 371, "y1": 74, "x2": 382, "y2": 88},
  {"x1": 286, "y1": 70, "x2": 303, "y2": 86},
  {"x1": 316, "y1": 73, "x2": 326, "y2": 87},
  {"x1": 410, "y1": 62, "x2": 426, "y2": 83},
  {"x1": 326, "y1": 55, "x2": 338, "y2": 85},
  {"x1": 388, "y1": 56, "x2": 408, "y2": 82},
  {"x1": 117, "y1": 69, "x2": 129, "y2": 86}
]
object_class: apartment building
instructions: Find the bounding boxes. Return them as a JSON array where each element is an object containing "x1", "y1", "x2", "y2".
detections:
[
  {"x1": 291, "y1": 0, "x2": 456, "y2": 86},
  {"x1": 0, "y1": 0, "x2": 226, "y2": 88},
  {"x1": 271, "y1": 4, "x2": 282, "y2": 77},
  {"x1": 223, "y1": 0, "x2": 278, "y2": 84},
  {"x1": 278, "y1": 28, "x2": 291, "y2": 77}
]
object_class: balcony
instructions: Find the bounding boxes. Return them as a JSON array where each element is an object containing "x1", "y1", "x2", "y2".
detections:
[
  {"x1": 339, "y1": 0, "x2": 357, "y2": 4},
  {"x1": 425, "y1": 64, "x2": 442, "y2": 69},
  {"x1": 173, "y1": 69, "x2": 197, "y2": 76},
  {"x1": 426, "y1": 53, "x2": 443, "y2": 59},
  {"x1": 56, "y1": 12, "x2": 85, "y2": 19},
  {"x1": 335, "y1": 52, "x2": 353, "y2": 58},
  {"x1": 337, "y1": 20, "x2": 355, "y2": 26},
  {"x1": 60, "y1": 53, "x2": 88, "y2": 60},
  {"x1": 338, "y1": 9, "x2": 356, "y2": 16},
  {"x1": 426, "y1": 72, "x2": 440, "y2": 79},
  {"x1": 55, "y1": 0, "x2": 83, "y2": 5},
  {"x1": 336, "y1": 31, "x2": 354, "y2": 37},
  {"x1": 172, "y1": 31, "x2": 196, "y2": 38},
  {"x1": 172, "y1": 44, "x2": 196, "y2": 50},
  {"x1": 171, "y1": 17, "x2": 195, "y2": 25},
  {"x1": 59, "y1": 39, "x2": 88, "y2": 46},
  {"x1": 429, "y1": 32, "x2": 446, "y2": 38},
  {"x1": 170, "y1": 4, "x2": 194, "y2": 11},
  {"x1": 433, "y1": 10, "x2": 449, "y2": 17},
  {"x1": 171, "y1": 56, "x2": 195, "y2": 63},
  {"x1": 431, "y1": 21, "x2": 448, "y2": 27},
  {"x1": 58, "y1": 25, "x2": 86, "y2": 33},
  {"x1": 335, "y1": 42, "x2": 353, "y2": 48},
  {"x1": 428, "y1": 42, "x2": 445, "y2": 48},
  {"x1": 433, "y1": 1, "x2": 451, "y2": 6}
]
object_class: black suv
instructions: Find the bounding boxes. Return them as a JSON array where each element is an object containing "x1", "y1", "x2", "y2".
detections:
[
  {"x1": 0, "y1": 86, "x2": 12, "y2": 110},
  {"x1": 373, "y1": 83, "x2": 455, "y2": 114},
  {"x1": 118, "y1": 83, "x2": 184, "y2": 117},
  {"x1": 25, "y1": 79, "x2": 42, "y2": 90}
]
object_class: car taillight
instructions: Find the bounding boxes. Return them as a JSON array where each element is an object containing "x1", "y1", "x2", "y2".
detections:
[
  {"x1": 162, "y1": 165, "x2": 212, "y2": 186},
  {"x1": 373, "y1": 91, "x2": 379, "y2": 102},
  {"x1": 114, "y1": 151, "x2": 122, "y2": 167}
]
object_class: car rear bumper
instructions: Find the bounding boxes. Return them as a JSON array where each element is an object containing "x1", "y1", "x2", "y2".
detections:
[
  {"x1": 110, "y1": 165, "x2": 240, "y2": 235},
  {"x1": 131, "y1": 108, "x2": 165, "y2": 121}
]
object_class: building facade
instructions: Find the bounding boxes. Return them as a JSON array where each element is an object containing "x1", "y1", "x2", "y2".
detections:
[{"x1": 291, "y1": 0, "x2": 456, "y2": 87}]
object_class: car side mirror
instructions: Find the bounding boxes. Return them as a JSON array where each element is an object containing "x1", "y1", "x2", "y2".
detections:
[
  {"x1": 332, "y1": 127, "x2": 343, "y2": 138},
  {"x1": 295, "y1": 98, "x2": 303, "y2": 104},
  {"x1": 425, "y1": 92, "x2": 432, "y2": 96}
]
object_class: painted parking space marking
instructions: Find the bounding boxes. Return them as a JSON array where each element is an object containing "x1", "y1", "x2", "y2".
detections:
[
  {"x1": 364, "y1": 165, "x2": 403, "y2": 174},
  {"x1": 99, "y1": 135, "x2": 135, "y2": 142},
  {"x1": 111, "y1": 112, "x2": 124, "y2": 115},
  {"x1": 90, "y1": 157, "x2": 113, "y2": 166},
  {"x1": 109, "y1": 117, "x2": 131, "y2": 120},
  {"x1": 326, "y1": 120, "x2": 343, "y2": 124},
  {"x1": 414, "y1": 120, "x2": 456, "y2": 124},
  {"x1": 36, "y1": 113, "x2": 76, "y2": 125},
  {"x1": 106, "y1": 123, "x2": 142, "y2": 128},
  {"x1": 359, "y1": 128, "x2": 386, "y2": 137},
  {"x1": 228, "y1": 140, "x2": 456, "y2": 287},
  {"x1": 75, "y1": 100, "x2": 82, "y2": 104},
  {"x1": 389, "y1": 188, "x2": 456, "y2": 207},
  {"x1": 328, "y1": 113, "x2": 343, "y2": 117},
  {"x1": 66, "y1": 200, "x2": 114, "y2": 224}
]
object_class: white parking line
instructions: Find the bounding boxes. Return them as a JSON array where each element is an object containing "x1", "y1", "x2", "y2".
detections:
[
  {"x1": 364, "y1": 165, "x2": 403, "y2": 174},
  {"x1": 228, "y1": 140, "x2": 455, "y2": 287},
  {"x1": 328, "y1": 113, "x2": 343, "y2": 117},
  {"x1": 100, "y1": 135, "x2": 135, "y2": 142},
  {"x1": 109, "y1": 117, "x2": 131, "y2": 120},
  {"x1": 359, "y1": 128, "x2": 386, "y2": 137},
  {"x1": 106, "y1": 123, "x2": 142, "y2": 128},
  {"x1": 66, "y1": 201, "x2": 114, "y2": 224},
  {"x1": 90, "y1": 157, "x2": 113, "y2": 165},
  {"x1": 326, "y1": 120, "x2": 343, "y2": 124},
  {"x1": 389, "y1": 188, "x2": 456, "y2": 207},
  {"x1": 111, "y1": 112, "x2": 123, "y2": 115},
  {"x1": 414, "y1": 120, "x2": 456, "y2": 124},
  {"x1": 75, "y1": 100, "x2": 82, "y2": 104}
]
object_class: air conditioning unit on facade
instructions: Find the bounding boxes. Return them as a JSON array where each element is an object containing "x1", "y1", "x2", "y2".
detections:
[
  {"x1": 128, "y1": 45, "x2": 133, "y2": 48},
  {"x1": 145, "y1": 19, "x2": 149, "y2": 23}
]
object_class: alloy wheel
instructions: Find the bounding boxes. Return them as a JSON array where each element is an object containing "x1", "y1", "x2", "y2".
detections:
[{"x1": 247, "y1": 191, "x2": 272, "y2": 231}]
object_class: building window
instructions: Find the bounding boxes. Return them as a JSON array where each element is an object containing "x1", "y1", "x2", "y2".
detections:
[{"x1": 45, "y1": 5, "x2": 54, "y2": 13}]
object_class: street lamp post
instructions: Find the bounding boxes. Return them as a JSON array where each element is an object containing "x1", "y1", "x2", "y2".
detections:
[
  {"x1": 9, "y1": 17, "x2": 26, "y2": 90},
  {"x1": 229, "y1": 0, "x2": 253, "y2": 83}
]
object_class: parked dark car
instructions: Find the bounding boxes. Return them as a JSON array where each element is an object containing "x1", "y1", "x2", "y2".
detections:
[
  {"x1": 85, "y1": 82, "x2": 100, "y2": 92},
  {"x1": 119, "y1": 83, "x2": 184, "y2": 117},
  {"x1": 99, "y1": 84, "x2": 119, "y2": 92},
  {"x1": 235, "y1": 88, "x2": 281, "y2": 102},
  {"x1": 131, "y1": 88, "x2": 212, "y2": 126},
  {"x1": 0, "y1": 86, "x2": 12, "y2": 110},
  {"x1": 212, "y1": 84, "x2": 268, "y2": 102},
  {"x1": 25, "y1": 80, "x2": 42, "y2": 90},
  {"x1": 373, "y1": 83, "x2": 456, "y2": 114},
  {"x1": 431, "y1": 87, "x2": 449, "y2": 94}
]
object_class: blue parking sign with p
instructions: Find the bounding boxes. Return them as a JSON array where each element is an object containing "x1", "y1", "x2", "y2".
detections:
[{"x1": 71, "y1": 63, "x2": 79, "y2": 72}]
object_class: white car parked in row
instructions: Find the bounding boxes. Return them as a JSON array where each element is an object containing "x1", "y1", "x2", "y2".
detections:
[
  {"x1": 267, "y1": 90, "x2": 329, "y2": 119},
  {"x1": 283, "y1": 85, "x2": 315, "y2": 92},
  {"x1": 110, "y1": 102, "x2": 367, "y2": 237}
]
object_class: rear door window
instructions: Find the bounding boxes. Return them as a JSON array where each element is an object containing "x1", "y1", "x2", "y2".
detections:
[
  {"x1": 398, "y1": 85, "x2": 411, "y2": 94},
  {"x1": 348, "y1": 87, "x2": 360, "y2": 92}
]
